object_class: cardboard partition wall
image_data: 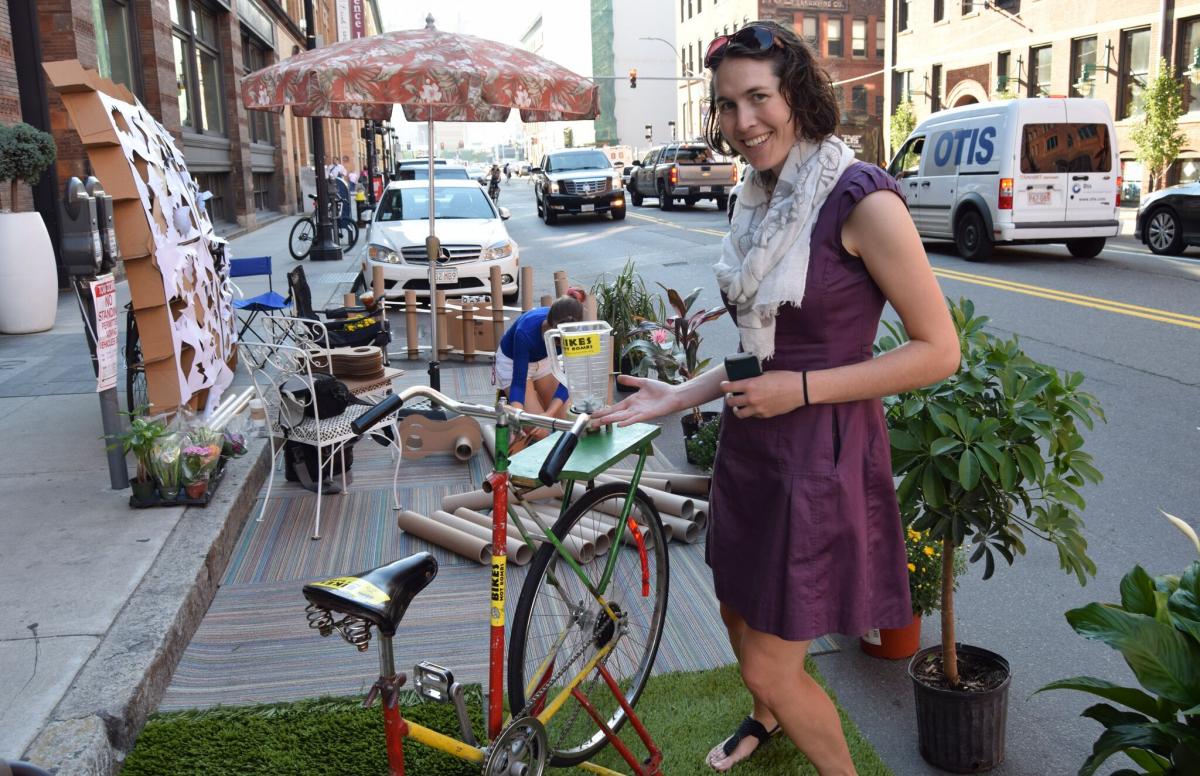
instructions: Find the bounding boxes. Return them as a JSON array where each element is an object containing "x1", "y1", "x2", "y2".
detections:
[{"x1": 44, "y1": 60, "x2": 236, "y2": 415}]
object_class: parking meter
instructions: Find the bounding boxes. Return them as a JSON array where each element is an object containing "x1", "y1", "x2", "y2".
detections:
[
  {"x1": 84, "y1": 176, "x2": 119, "y2": 274},
  {"x1": 61, "y1": 177, "x2": 102, "y2": 277}
]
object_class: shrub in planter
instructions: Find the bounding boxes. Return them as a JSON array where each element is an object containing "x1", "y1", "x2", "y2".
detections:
[
  {"x1": 683, "y1": 412, "x2": 720, "y2": 470},
  {"x1": 0, "y1": 122, "x2": 56, "y2": 212},
  {"x1": 590, "y1": 259, "x2": 664, "y2": 382},
  {"x1": 0, "y1": 122, "x2": 58, "y2": 334},
  {"x1": 1036, "y1": 512, "x2": 1200, "y2": 776},
  {"x1": 877, "y1": 297, "x2": 1105, "y2": 771},
  {"x1": 107, "y1": 409, "x2": 168, "y2": 499}
]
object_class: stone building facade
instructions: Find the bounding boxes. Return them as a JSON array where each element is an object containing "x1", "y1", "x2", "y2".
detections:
[{"x1": 885, "y1": 0, "x2": 1200, "y2": 203}]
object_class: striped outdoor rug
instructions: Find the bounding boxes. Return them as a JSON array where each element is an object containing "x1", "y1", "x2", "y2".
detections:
[{"x1": 163, "y1": 366, "x2": 835, "y2": 711}]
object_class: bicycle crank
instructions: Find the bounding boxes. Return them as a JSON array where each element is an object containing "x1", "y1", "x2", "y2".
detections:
[{"x1": 483, "y1": 716, "x2": 548, "y2": 776}]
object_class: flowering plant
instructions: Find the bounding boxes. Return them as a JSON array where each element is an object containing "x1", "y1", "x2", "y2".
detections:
[
  {"x1": 222, "y1": 431, "x2": 247, "y2": 458},
  {"x1": 622, "y1": 285, "x2": 726, "y2": 386},
  {"x1": 181, "y1": 443, "x2": 221, "y2": 484},
  {"x1": 149, "y1": 432, "x2": 184, "y2": 498},
  {"x1": 906, "y1": 527, "x2": 965, "y2": 618}
]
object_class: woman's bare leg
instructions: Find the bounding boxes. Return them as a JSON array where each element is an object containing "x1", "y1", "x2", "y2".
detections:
[{"x1": 707, "y1": 604, "x2": 778, "y2": 771}]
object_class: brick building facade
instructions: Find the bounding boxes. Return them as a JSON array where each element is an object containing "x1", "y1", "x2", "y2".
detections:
[
  {"x1": 3, "y1": 0, "x2": 382, "y2": 283},
  {"x1": 678, "y1": 0, "x2": 886, "y2": 163},
  {"x1": 886, "y1": 0, "x2": 1200, "y2": 203}
]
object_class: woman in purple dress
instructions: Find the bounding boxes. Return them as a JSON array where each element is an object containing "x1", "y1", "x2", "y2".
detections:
[{"x1": 592, "y1": 20, "x2": 960, "y2": 775}]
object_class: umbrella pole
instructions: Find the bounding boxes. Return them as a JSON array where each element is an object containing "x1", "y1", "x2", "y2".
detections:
[
  {"x1": 426, "y1": 113, "x2": 441, "y2": 391},
  {"x1": 304, "y1": 0, "x2": 342, "y2": 262}
]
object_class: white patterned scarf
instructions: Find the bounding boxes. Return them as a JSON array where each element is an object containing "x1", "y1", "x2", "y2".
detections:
[{"x1": 715, "y1": 136, "x2": 856, "y2": 361}]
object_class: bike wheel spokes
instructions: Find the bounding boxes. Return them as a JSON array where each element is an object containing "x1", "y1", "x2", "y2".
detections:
[{"x1": 508, "y1": 482, "x2": 669, "y2": 766}]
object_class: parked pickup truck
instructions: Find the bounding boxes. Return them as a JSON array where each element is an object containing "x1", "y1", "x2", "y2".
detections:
[{"x1": 627, "y1": 143, "x2": 738, "y2": 211}]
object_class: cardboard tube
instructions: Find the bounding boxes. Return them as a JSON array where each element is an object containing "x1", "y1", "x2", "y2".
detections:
[
  {"x1": 539, "y1": 294, "x2": 553, "y2": 307},
  {"x1": 442, "y1": 489, "x2": 496, "y2": 512},
  {"x1": 435, "y1": 290, "x2": 449, "y2": 358},
  {"x1": 516, "y1": 483, "x2": 564, "y2": 502},
  {"x1": 691, "y1": 497, "x2": 709, "y2": 517},
  {"x1": 660, "y1": 513, "x2": 702, "y2": 543},
  {"x1": 480, "y1": 423, "x2": 496, "y2": 461},
  {"x1": 544, "y1": 500, "x2": 618, "y2": 542},
  {"x1": 692, "y1": 510, "x2": 708, "y2": 532},
  {"x1": 601, "y1": 474, "x2": 672, "y2": 493},
  {"x1": 607, "y1": 468, "x2": 711, "y2": 497},
  {"x1": 343, "y1": 292, "x2": 357, "y2": 307},
  {"x1": 372, "y1": 266, "x2": 385, "y2": 300},
  {"x1": 405, "y1": 290, "x2": 419, "y2": 359},
  {"x1": 462, "y1": 303, "x2": 475, "y2": 362},
  {"x1": 597, "y1": 475, "x2": 694, "y2": 520},
  {"x1": 450, "y1": 508, "x2": 533, "y2": 565},
  {"x1": 453, "y1": 435, "x2": 474, "y2": 462},
  {"x1": 520, "y1": 266, "x2": 534, "y2": 311},
  {"x1": 490, "y1": 266, "x2": 505, "y2": 345},
  {"x1": 397, "y1": 510, "x2": 488, "y2": 565},
  {"x1": 533, "y1": 505, "x2": 612, "y2": 556},
  {"x1": 593, "y1": 511, "x2": 667, "y2": 546},
  {"x1": 553, "y1": 270, "x2": 568, "y2": 298},
  {"x1": 452, "y1": 507, "x2": 544, "y2": 551},
  {"x1": 509, "y1": 503, "x2": 594, "y2": 563}
]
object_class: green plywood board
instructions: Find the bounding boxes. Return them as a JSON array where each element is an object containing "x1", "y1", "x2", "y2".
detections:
[{"x1": 508, "y1": 422, "x2": 660, "y2": 484}]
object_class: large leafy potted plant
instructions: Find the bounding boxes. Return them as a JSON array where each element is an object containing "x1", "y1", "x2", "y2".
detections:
[
  {"x1": 1037, "y1": 512, "x2": 1200, "y2": 776},
  {"x1": 590, "y1": 259, "x2": 663, "y2": 391},
  {"x1": 878, "y1": 298, "x2": 1105, "y2": 772},
  {"x1": 623, "y1": 284, "x2": 726, "y2": 434},
  {"x1": 0, "y1": 122, "x2": 58, "y2": 334},
  {"x1": 108, "y1": 410, "x2": 167, "y2": 502}
]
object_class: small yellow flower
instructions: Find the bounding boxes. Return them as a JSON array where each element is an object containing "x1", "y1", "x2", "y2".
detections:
[
  {"x1": 907, "y1": 563, "x2": 916, "y2": 572},
  {"x1": 923, "y1": 546, "x2": 935, "y2": 556}
]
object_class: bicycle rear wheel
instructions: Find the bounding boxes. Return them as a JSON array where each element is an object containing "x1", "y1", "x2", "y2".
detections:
[
  {"x1": 507, "y1": 481, "x2": 669, "y2": 766},
  {"x1": 337, "y1": 220, "x2": 359, "y2": 250},
  {"x1": 125, "y1": 310, "x2": 148, "y2": 413},
  {"x1": 288, "y1": 217, "x2": 315, "y2": 260}
]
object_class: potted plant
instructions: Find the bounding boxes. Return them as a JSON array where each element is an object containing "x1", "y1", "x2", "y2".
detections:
[
  {"x1": 623, "y1": 284, "x2": 726, "y2": 435},
  {"x1": 591, "y1": 259, "x2": 664, "y2": 390},
  {"x1": 878, "y1": 298, "x2": 1105, "y2": 772},
  {"x1": 181, "y1": 444, "x2": 219, "y2": 499},
  {"x1": 0, "y1": 122, "x2": 58, "y2": 334},
  {"x1": 1036, "y1": 512, "x2": 1200, "y2": 776},
  {"x1": 108, "y1": 410, "x2": 167, "y2": 502},
  {"x1": 861, "y1": 527, "x2": 965, "y2": 660},
  {"x1": 149, "y1": 432, "x2": 184, "y2": 501},
  {"x1": 683, "y1": 412, "x2": 720, "y2": 470}
]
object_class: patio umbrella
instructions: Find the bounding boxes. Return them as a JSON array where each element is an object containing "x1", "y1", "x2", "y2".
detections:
[{"x1": 241, "y1": 14, "x2": 600, "y2": 389}]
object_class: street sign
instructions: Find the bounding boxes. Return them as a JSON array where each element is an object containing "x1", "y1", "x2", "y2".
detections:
[{"x1": 90, "y1": 274, "x2": 118, "y2": 392}]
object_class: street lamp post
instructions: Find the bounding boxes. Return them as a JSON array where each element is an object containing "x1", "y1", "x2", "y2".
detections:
[
  {"x1": 639, "y1": 36, "x2": 698, "y2": 141},
  {"x1": 303, "y1": 0, "x2": 342, "y2": 261}
]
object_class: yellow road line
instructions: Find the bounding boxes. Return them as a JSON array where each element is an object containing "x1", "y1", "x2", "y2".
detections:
[
  {"x1": 628, "y1": 211, "x2": 727, "y2": 238},
  {"x1": 932, "y1": 267, "x2": 1200, "y2": 330}
]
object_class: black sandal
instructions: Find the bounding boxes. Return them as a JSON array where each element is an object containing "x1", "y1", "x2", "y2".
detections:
[{"x1": 706, "y1": 715, "x2": 781, "y2": 770}]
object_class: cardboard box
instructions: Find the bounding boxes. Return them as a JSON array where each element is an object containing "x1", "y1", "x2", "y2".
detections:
[
  {"x1": 113, "y1": 199, "x2": 156, "y2": 259},
  {"x1": 145, "y1": 358, "x2": 181, "y2": 413},
  {"x1": 123, "y1": 254, "x2": 166, "y2": 310},
  {"x1": 133, "y1": 304, "x2": 174, "y2": 363},
  {"x1": 88, "y1": 145, "x2": 141, "y2": 201},
  {"x1": 446, "y1": 302, "x2": 511, "y2": 353}
]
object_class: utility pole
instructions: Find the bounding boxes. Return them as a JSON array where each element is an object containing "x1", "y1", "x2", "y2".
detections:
[{"x1": 304, "y1": 0, "x2": 342, "y2": 261}]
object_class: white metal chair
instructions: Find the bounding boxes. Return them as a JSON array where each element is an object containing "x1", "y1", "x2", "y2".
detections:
[{"x1": 240, "y1": 316, "x2": 403, "y2": 540}]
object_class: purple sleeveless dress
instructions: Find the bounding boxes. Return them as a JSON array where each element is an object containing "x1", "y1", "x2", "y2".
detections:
[{"x1": 706, "y1": 162, "x2": 913, "y2": 642}]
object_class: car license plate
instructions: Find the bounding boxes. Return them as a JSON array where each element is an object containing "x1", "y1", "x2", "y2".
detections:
[
  {"x1": 699, "y1": 186, "x2": 711, "y2": 193},
  {"x1": 435, "y1": 267, "x2": 458, "y2": 284},
  {"x1": 1028, "y1": 191, "x2": 1051, "y2": 205},
  {"x1": 581, "y1": 204, "x2": 595, "y2": 212}
]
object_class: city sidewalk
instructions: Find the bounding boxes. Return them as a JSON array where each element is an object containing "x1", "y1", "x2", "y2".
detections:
[{"x1": 0, "y1": 216, "x2": 362, "y2": 772}]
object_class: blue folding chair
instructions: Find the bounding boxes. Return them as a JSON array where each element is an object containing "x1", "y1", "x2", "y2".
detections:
[{"x1": 230, "y1": 256, "x2": 291, "y2": 339}]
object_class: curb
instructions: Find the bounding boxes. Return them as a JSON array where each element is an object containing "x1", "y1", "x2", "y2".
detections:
[{"x1": 22, "y1": 440, "x2": 271, "y2": 775}]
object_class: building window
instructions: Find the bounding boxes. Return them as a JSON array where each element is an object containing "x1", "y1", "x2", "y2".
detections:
[
  {"x1": 172, "y1": 0, "x2": 225, "y2": 135},
  {"x1": 876, "y1": 20, "x2": 884, "y2": 57},
  {"x1": 827, "y1": 17, "x2": 843, "y2": 57},
  {"x1": 899, "y1": 1, "x2": 909, "y2": 32},
  {"x1": 1179, "y1": 18, "x2": 1200, "y2": 111},
  {"x1": 242, "y1": 34, "x2": 274, "y2": 144},
  {"x1": 95, "y1": 0, "x2": 140, "y2": 96},
  {"x1": 688, "y1": 0, "x2": 692, "y2": 19},
  {"x1": 194, "y1": 172, "x2": 230, "y2": 223},
  {"x1": 852, "y1": 18, "x2": 866, "y2": 57},
  {"x1": 834, "y1": 85, "x2": 845, "y2": 120},
  {"x1": 895, "y1": 70, "x2": 913, "y2": 104},
  {"x1": 802, "y1": 16, "x2": 818, "y2": 48},
  {"x1": 961, "y1": 0, "x2": 979, "y2": 13},
  {"x1": 697, "y1": 0, "x2": 701, "y2": 12},
  {"x1": 252, "y1": 172, "x2": 273, "y2": 211},
  {"x1": 1070, "y1": 37, "x2": 1097, "y2": 98},
  {"x1": 997, "y1": 50, "x2": 1011, "y2": 92},
  {"x1": 1120, "y1": 27, "x2": 1151, "y2": 119},
  {"x1": 680, "y1": 0, "x2": 684, "y2": 23},
  {"x1": 931, "y1": 64, "x2": 942, "y2": 111},
  {"x1": 1029, "y1": 44, "x2": 1052, "y2": 97},
  {"x1": 934, "y1": 0, "x2": 944, "y2": 22},
  {"x1": 852, "y1": 85, "x2": 868, "y2": 113},
  {"x1": 876, "y1": 95, "x2": 884, "y2": 115}
]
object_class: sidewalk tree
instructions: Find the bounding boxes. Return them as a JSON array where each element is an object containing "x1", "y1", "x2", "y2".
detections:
[
  {"x1": 889, "y1": 99, "x2": 917, "y2": 158},
  {"x1": 1131, "y1": 59, "x2": 1187, "y2": 193},
  {"x1": 0, "y1": 122, "x2": 56, "y2": 213}
]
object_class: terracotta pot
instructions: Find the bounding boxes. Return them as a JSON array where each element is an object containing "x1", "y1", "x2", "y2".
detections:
[
  {"x1": 860, "y1": 613, "x2": 921, "y2": 659},
  {"x1": 185, "y1": 480, "x2": 209, "y2": 499}
]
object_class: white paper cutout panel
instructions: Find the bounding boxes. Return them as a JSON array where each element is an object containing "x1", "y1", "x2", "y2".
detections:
[{"x1": 98, "y1": 92, "x2": 236, "y2": 414}]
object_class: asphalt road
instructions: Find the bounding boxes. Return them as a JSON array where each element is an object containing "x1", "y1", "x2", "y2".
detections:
[{"x1": 496, "y1": 175, "x2": 1200, "y2": 775}]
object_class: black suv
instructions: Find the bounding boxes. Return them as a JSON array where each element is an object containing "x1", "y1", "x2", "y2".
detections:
[{"x1": 533, "y1": 148, "x2": 625, "y2": 224}]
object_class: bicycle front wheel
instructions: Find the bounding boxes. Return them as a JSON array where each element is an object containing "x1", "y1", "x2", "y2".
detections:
[
  {"x1": 125, "y1": 311, "x2": 148, "y2": 413},
  {"x1": 337, "y1": 220, "x2": 359, "y2": 250},
  {"x1": 507, "y1": 481, "x2": 669, "y2": 766},
  {"x1": 288, "y1": 217, "x2": 315, "y2": 260}
]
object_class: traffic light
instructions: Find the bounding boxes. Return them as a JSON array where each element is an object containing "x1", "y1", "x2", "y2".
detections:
[{"x1": 629, "y1": 68, "x2": 637, "y2": 88}]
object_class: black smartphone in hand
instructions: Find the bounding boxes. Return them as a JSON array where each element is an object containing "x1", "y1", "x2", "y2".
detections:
[{"x1": 724, "y1": 353, "x2": 762, "y2": 384}]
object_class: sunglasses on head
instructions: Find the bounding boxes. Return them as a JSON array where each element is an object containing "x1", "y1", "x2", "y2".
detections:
[{"x1": 704, "y1": 24, "x2": 779, "y2": 69}]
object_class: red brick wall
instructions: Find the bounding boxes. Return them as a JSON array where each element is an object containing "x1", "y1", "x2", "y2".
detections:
[
  {"x1": 136, "y1": 0, "x2": 183, "y2": 142},
  {"x1": 0, "y1": 0, "x2": 35, "y2": 212},
  {"x1": 39, "y1": 0, "x2": 99, "y2": 203}
]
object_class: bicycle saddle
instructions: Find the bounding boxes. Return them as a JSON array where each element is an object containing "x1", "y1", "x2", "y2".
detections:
[{"x1": 303, "y1": 553, "x2": 438, "y2": 637}]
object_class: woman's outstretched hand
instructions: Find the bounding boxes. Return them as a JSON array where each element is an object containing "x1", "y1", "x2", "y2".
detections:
[{"x1": 590, "y1": 375, "x2": 678, "y2": 427}]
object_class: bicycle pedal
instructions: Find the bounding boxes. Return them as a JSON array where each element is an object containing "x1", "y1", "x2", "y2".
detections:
[{"x1": 412, "y1": 661, "x2": 454, "y2": 702}]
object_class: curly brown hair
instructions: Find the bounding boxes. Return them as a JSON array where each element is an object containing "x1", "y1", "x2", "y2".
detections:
[{"x1": 701, "y1": 20, "x2": 840, "y2": 158}]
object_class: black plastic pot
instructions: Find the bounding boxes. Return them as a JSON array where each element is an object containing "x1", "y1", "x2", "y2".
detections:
[
  {"x1": 908, "y1": 643, "x2": 1011, "y2": 773},
  {"x1": 681, "y1": 410, "x2": 720, "y2": 465},
  {"x1": 614, "y1": 353, "x2": 639, "y2": 394}
]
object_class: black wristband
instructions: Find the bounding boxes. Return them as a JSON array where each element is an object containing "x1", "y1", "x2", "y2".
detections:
[{"x1": 802, "y1": 370, "x2": 810, "y2": 406}]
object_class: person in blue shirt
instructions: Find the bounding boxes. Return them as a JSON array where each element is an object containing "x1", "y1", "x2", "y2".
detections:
[{"x1": 495, "y1": 288, "x2": 586, "y2": 442}]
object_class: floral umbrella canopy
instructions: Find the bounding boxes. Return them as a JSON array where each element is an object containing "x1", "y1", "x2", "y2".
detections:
[{"x1": 241, "y1": 17, "x2": 600, "y2": 388}]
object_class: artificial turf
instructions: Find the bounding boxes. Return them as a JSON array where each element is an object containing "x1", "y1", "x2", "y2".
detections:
[{"x1": 123, "y1": 661, "x2": 893, "y2": 775}]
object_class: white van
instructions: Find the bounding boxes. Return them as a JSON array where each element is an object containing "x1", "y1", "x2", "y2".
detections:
[{"x1": 887, "y1": 98, "x2": 1120, "y2": 261}]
